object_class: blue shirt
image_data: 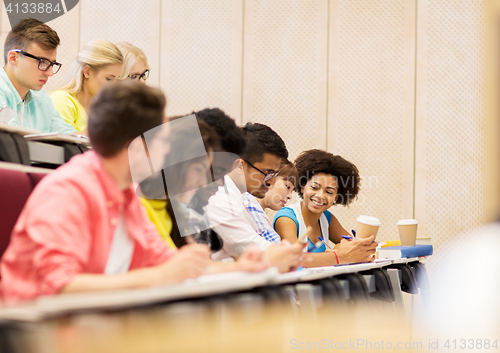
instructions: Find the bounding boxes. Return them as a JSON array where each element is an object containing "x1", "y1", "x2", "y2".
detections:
[
  {"x1": 273, "y1": 206, "x2": 332, "y2": 252},
  {"x1": 243, "y1": 192, "x2": 281, "y2": 244},
  {"x1": 0, "y1": 68, "x2": 76, "y2": 134}
]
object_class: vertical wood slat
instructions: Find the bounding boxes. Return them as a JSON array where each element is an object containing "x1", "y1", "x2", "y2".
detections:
[
  {"x1": 44, "y1": 5, "x2": 80, "y2": 92},
  {"x1": 414, "y1": 0, "x2": 430, "y2": 240},
  {"x1": 415, "y1": 0, "x2": 488, "y2": 273},
  {"x1": 79, "y1": 0, "x2": 161, "y2": 88},
  {"x1": 242, "y1": 0, "x2": 328, "y2": 161},
  {"x1": 160, "y1": 0, "x2": 243, "y2": 119},
  {"x1": 327, "y1": 0, "x2": 416, "y2": 241}
]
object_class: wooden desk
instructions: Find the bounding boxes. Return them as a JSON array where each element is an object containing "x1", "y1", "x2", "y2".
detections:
[
  {"x1": 0, "y1": 258, "x2": 428, "y2": 353},
  {"x1": 27, "y1": 141, "x2": 65, "y2": 165}
]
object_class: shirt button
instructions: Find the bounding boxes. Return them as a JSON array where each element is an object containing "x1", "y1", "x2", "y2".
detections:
[{"x1": 110, "y1": 218, "x2": 118, "y2": 226}]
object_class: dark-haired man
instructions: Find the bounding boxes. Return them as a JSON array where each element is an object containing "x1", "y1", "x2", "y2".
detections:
[
  {"x1": 202, "y1": 121, "x2": 303, "y2": 272},
  {"x1": 0, "y1": 83, "x2": 210, "y2": 302},
  {"x1": 191, "y1": 110, "x2": 301, "y2": 272},
  {"x1": 207, "y1": 123, "x2": 286, "y2": 257},
  {"x1": 0, "y1": 18, "x2": 75, "y2": 133}
]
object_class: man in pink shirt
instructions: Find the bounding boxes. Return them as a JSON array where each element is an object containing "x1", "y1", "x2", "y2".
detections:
[{"x1": 0, "y1": 83, "x2": 223, "y2": 302}]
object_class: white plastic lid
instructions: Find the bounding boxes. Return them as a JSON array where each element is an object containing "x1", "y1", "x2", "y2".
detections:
[
  {"x1": 356, "y1": 215, "x2": 381, "y2": 226},
  {"x1": 397, "y1": 219, "x2": 418, "y2": 225}
]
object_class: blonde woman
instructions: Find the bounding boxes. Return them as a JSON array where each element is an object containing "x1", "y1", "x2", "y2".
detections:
[
  {"x1": 116, "y1": 42, "x2": 150, "y2": 84},
  {"x1": 50, "y1": 40, "x2": 123, "y2": 132}
]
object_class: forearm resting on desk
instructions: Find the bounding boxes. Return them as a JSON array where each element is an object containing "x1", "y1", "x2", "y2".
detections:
[
  {"x1": 62, "y1": 244, "x2": 211, "y2": 294},
  {"x1": 61, "y1": 267, "x2": 161, "y2": 294},
  {"x1": 264, "y1": 242, "x2": 304, "y2": 273},
  {"x1": 299, "y1": 236, "x2": 377, "y2": 267},
  {"x1": 205, "y1": 247, "x2": 269, "y2": 274},
  {"x1": 75, "y1": 128, "x2": 88, "y2": 136},
  {"x1": 334, "y1": 235, "x2": 377, "y2": 264},
  {"x1": 299, "y1": 252, "x2": 339, "y2": 267}
]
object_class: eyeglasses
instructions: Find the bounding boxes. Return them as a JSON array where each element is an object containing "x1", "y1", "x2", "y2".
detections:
[
  {"x1": 243, "y1": 159, "x2": 279, "y2": 182},
  {"x1": 12, "y1": 49, "x2": 62, "y2": 73},
  {"x1": 128, "y1": 69, "x2": 150, "y2": 81}
]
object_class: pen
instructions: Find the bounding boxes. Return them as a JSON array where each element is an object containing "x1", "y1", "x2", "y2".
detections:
[
  {"x1": 342, "y1": 235, "x2": 354, "y2": 240},
  {"x1": 296, "y1": 226, "x2": 313, "y2": 244},
  {"x1": 318, "y1": 236, "x2": 332, "y2": 249}
]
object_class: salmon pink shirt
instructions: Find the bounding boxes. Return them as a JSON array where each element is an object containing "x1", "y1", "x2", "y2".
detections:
[{"x1": 0, "y1": 151, "x2": 176, "y2": 302}]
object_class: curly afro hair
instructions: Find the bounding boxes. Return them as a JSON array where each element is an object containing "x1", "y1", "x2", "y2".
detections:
[{"x1": 295, "y1": 149, "x2": 360, "y2": 206}]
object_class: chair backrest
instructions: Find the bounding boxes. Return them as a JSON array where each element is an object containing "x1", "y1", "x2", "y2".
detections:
[
  {"x1": 0, "y1": 169, "x2": 33, "y2": 259},
  {"x1": 0, "y1": 163, "x2": 50, "y2": 261},
  {"x1": 28, "y1": 172, "x2": 47, "y2": 189}
]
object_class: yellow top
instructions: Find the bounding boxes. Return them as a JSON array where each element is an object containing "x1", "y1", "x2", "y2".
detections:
[
  {"x1": 140, "y1": 198, "x2": 177, "y2": 249},
  {"x1": 50, "y1": 90, "x2": 88, "y2": 132}
]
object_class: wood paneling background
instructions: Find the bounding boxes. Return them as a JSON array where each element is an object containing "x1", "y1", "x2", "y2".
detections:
[{"x1": 0, "y1": 0, "x2": 492, "y2": 272}]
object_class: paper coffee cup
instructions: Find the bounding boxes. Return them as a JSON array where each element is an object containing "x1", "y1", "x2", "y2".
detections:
[
  {"x1": 397, "y1": 219, "x2": 418, "y2": 246},
  {"x1": 355, "y1": 215, "x2": 381, "y2": 239}
]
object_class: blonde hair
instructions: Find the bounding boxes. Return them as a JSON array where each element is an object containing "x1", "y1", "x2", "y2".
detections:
[
  {"x1": 57, "y1": 40, "x2": 123, "y2": 95},
  {"x1": 116, "y1": 42, "x2": 150, "y2": 79}
]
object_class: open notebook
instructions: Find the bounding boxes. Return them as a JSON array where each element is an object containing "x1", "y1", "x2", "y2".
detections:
[{"x1": 24, "y1": 132, "x2": 91, "y2": 146}]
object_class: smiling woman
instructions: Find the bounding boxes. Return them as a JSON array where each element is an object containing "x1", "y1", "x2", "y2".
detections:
[
  {"x1": 273, "y1": 149, "x2": 361, "y2": 253},
  {"x1": 50, "y1": 40, "x2": 123, "y2": 132}
]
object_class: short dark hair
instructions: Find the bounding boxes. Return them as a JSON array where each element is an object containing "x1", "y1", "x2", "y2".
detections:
[
  {"x1": 279, "y1": 159, "x2": 299, "y2": 189},
  {"x1": 240, "y1": 123, "x2": 288, "y2": 164},
  {"x1": 4, "y1": 18, "x2": 60, "y2": 63},
  {"x1": 295, "y1": 149, "x2": 360, "y2": 206},
  {"x1": 88, "y1": 82, "x2": 166, "y2": 157},
  {"x1": 194, "y1": 108, "x2": 246, "y2": 155}
]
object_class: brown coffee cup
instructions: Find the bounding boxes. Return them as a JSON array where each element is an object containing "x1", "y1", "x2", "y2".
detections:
[
  {"x1": 355, "y1": 215, "x2": 381, "y2": 239},
  {"x1": 397, "y1": 219, "x2": 418, "y2": 246}
]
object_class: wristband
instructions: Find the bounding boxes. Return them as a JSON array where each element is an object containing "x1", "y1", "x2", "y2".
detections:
[{"x1": 332, "y1": 250, "x2": 339, "y2": 264}]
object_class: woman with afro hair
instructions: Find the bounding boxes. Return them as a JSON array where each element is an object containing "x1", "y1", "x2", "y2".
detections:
[{"x1": 274, "y1": 149, "x2": 363, "y2": 254}]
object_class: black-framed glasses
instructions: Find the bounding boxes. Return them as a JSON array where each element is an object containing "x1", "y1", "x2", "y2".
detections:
[
  {"x1": 128, "y1": 69, "x2": 150, "y2": 81},
  {"x1": 12, "y1": 49, "x2": 62, "y2": 73},
  {"x1": 243, "y1": 159, "x2": 279, "y2": 182}
]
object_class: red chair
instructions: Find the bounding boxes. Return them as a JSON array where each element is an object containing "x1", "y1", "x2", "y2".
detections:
[
  {"x1": 28, "y1": 172, "x2": 47, "y2": 189},
  {"x1": 0, "y1": 169, "x2": 33, "y2": 260}
]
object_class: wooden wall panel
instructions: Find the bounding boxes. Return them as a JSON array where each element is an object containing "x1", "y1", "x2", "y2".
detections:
[
  {"x1": 0, "y1": 1, "x2": 491, "y2": 272},
  {"x1": 43, "y1": 5, "x2": 80, "y2": 93},
  {"x1": 415, "y1": 0, "x2": 488, "y2": 271},
  {"x1": 242, "y1": 0, "x2": 328, "y2": 160},
  {"x1": 79, "y1": 0, "x2": 161, "y2": 87},
  {"x1": 160, "y1": 0, "x2": 243, "y2": 119},
  {"x1": 327, "y1": 0, "x2": 416, "y2": 243}
]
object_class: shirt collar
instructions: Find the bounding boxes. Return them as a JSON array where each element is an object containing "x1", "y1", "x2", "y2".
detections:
[
  {"x1": 244, "y1": 191, "x2": 260, "y2": 206},
  {"x1": 23, "y1": 90, "x2": 33, "y2": 104},
  {"x1": 86, "y1": 150, "x2": 135, "y2": 207},
  {"x1": 224, "y1": 175, "x2": 245, "y2": 202}
]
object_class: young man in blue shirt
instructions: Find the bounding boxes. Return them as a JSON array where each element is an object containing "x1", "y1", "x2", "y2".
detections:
[{"x1": 0, "y1": 18, "x2": 76, "y2": 134}]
